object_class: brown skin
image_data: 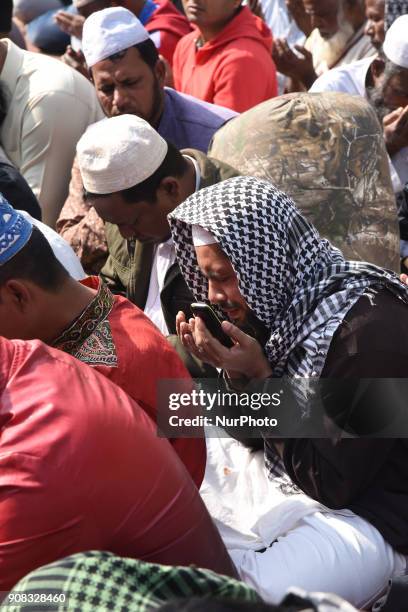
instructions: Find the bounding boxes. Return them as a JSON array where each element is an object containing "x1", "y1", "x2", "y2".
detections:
[
  {"x1": 91, "y1": 46, "x2": 166, "y2": 126},
  {"x1": 176, "y1": 243, "x2": 272, "y2": 379},
  {"x1": 369, "y1": 58, "x2": 408, "y2": 156},
  {"x1": 182, "y1": 0, "x2": 241, "y2": 42},
  {"x1": 302, "y1": 0, "x2": 340, "y2": 39},
  {"x1": 286, "y1": 0, "x2": 313, "y2": 36},
  {"x1": 364, "y1": 0, "x2": 385, "y2": 50},
  {"x1": 0, "y1": 276, "x2": 96, "y2": 344},
  {"x1": 55, "y1": 0, "x2": 146, "y2": 39},
  {"x1": 87, "y1": 158, "x2": 197, "y2": 243}
]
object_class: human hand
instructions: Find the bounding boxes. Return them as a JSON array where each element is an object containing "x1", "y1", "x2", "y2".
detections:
[
  {"x1": 383, "y1": 106, "x2": 408, "y2": 157},
  {"x1": 61, "y1": 46, "x2": 88, "y2": 78},
  {"x1": 285, "y1": 0, "x2": 313, "y2": 36},
  {"x1": 176, "y1": 311, "x2": 273, "y2": 379},
  {"x1": 54, "y1": 11, "x2": 85, "y2": 39},
  {"x1": 272, "y1": 39, "x2": 316, "y2": 87},
  {"x1": 400, "y1": 272, "x2": 408, "y2": 284}
]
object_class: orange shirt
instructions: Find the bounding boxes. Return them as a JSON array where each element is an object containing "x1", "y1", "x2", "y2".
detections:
[{"x1": 173, "y1": 6, "x2": 278, "y2": 113}]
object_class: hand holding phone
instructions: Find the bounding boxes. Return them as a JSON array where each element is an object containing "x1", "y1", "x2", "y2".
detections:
[{"x1": 190, "y1": 303, "x2": 234, "y2": 348}]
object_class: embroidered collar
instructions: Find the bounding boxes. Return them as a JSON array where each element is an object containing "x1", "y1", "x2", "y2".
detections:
[{"x1": 53, "y1": 281, "x2": 116, "y2": 365}]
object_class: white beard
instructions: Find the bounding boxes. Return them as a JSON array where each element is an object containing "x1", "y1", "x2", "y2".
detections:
[{"x1": 311, "y1": 19, "x2": 355, "y2": 74}]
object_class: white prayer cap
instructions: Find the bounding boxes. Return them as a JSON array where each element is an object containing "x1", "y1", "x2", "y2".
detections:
[
  {"x1": 77, "y1": 115, "x2": 168, "y2": 194},
  {"x1": 192, "y1": 225, "x2": 218, "y2": 247},
  {"x1": 383, "y1": 15, "x2": 408, "y2": 69},
  {"x1": 73, "y1": 0, "x2": 94, "y2": 8},
  {"x1": 82, "y1": 7, "x2": 150, "y2": 68}
]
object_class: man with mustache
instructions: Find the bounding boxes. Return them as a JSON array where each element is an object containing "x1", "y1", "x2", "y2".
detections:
[{"x1": 57, "y1": 7, "x2": 236, "y2": 274}]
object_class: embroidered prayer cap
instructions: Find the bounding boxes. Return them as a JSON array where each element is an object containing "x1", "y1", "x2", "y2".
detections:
[
  {"x1": 383, "y1": 15, "x2": 408, "y2": 69},
  {"x1": 77, "y1": 114, "x2": 168, "y2": 194},
  {"x1": 82, "y1": 7, "x2": 150, "y2": 68},
  {"x1": 0, "y1": 196, "x2": 33, "y2": 265}
]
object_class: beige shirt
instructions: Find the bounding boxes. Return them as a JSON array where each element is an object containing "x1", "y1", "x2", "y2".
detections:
[{"x1": 0, "y1": 40, "x2": 104, "y2": 227}]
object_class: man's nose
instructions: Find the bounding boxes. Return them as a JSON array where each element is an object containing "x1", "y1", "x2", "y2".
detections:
[{"x1": 113, "y1": 88, "x2": 130, "y2": 113}]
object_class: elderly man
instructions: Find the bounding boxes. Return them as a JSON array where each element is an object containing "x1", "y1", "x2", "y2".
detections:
[
  {"x1": 57, "y1": 7, "x2": 236, "y2": 273},
  {"x1": 170, "y1": 176, "x2": 408, "y2": 608},
  {"x1": 76, "y1": 115, "x2": 237, "y2": 358},
  {"x1": 0, "y1": 200, "x2": 205, "y2": 486},
  {"x1": 0, "y1": 36, "x2": 103, "y2": 227},
  {"x1": 56, "y1": 0, "x2": 191, "y2": 65},
  {"x1": 273, "y1": 0, "x2": 375, "y2": 90},
  {"x1": 173, "y1": 0, "x2": 278, "y2": 112},
  {"x1": 310, "y1": 15, "x2": 408, "y2": 266}
]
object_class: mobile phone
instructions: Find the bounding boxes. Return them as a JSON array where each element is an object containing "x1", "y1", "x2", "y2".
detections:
[{"x1": 190, "y1": 302, "x2": 234, "y2": 348}]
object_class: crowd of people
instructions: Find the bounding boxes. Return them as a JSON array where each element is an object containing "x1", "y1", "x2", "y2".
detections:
[{"x1": 1, "y1": 1, "x2": 408, "y2": 611}]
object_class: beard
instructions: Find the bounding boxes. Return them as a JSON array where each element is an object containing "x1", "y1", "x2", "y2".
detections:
[
  {"x1": 366, "y1": 84, "x2": 393, "y2": 123},
  {"x1": 311, "y1": 17, "x2": 355, "y2": 74}
]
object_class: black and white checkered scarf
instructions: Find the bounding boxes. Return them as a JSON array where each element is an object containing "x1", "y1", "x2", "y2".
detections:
[
  {"x1": 169, "y1": 177, "x2": 408, "y2": 384},
  {"x1": 385, "y1": 0, "x2": 408, "y2": 30}
]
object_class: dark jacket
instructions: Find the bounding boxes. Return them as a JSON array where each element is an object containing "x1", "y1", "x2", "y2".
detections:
[
  {"x1": 100, "y1": 150, "x2": 239, "y2": 333},
  {"x1": 266, "y1": 288, "x2": 408, "y2": 554}
]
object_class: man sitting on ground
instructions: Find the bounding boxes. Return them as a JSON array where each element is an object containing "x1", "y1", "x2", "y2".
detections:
[
  {"x1": 0, "y1": 335, "x2": 235, "y2": 590},
  {"x1": 171, "y1": 176, "x2": 408, "y2": 608},
  {"x1": 0, "y1": 201, "x2": 205, "y2": 486}
]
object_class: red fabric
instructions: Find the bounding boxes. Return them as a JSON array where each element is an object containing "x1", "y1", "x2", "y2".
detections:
[
  {"x1": 173, "y1": 6, "x2": 278, "y2": 113},
  {"x1": 0, "y1": 337, "x2": 237, "y2": 591},
  {"x1": 80, "y1": 276, "x2": 206, "y2": 489},
  {"x1": 146, "y1": 0, "x2": 192, "y2": 66}
]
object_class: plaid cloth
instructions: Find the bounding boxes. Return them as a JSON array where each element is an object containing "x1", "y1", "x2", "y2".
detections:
[{"x1": 3, "y1": 551, "x2": 260, "y2": 612}]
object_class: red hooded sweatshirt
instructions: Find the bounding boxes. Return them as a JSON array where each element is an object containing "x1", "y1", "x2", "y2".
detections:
[
  {"x1": 146, "y1": 0, "x2": 192, "y2": 66},
  {"x1": 173, "y1": 5, "x2": 277, "y2": 113}
]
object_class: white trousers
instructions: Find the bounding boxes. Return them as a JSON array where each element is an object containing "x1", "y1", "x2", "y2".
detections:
[{"x1": 230, "y1": 511, "x2": 406, "y2": 609}]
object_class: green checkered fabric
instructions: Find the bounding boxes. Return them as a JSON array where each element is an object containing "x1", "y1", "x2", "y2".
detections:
[{"x1": 3, "y1": 551, "x2": 260, "y2": 612}]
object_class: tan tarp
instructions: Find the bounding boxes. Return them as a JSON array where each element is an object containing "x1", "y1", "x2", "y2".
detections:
[{"x1": 209, "y1": 92, "x2": 399, "y2": 271}]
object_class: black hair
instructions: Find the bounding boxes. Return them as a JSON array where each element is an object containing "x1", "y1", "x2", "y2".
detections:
[
  {"x1": 0, "y1": 226, "x2": 70, "y2": 292},
  {"x1": 0, "y1": 0, "x2": 12, "y2": 33},
  {"x1": 85, "y1": 140, "x2": 189, "y2": 204},
  {"x1": 0, "y1": 81, "x2": 8, "y2": 127}
]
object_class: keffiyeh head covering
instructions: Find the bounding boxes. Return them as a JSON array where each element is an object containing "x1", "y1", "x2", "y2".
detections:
[
  {"x1": 385, "y1": 0, "x2": 408, "y2": 31},
  {"x1": 0, "y1": 196, "x2": 32, "y2": 265},
  {"x1": 169, "y1": 177, "x2": 408, "y2": 383}
]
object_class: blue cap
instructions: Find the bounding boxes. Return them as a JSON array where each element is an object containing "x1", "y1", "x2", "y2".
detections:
[{"x1": 0, "y1": 195, "x2": 33, "y2": 265}]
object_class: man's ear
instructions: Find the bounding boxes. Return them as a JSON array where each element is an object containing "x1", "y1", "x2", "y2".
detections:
[
  {"x1": 158, "y1": 176, "x2": 181, "y2": 202},
  {"x1": 371, "y1": 57, "x2": 386, "y2": 82},
  {"x1": 154, "y1": 58, "x2": 167, "y2": 88},
  {"x1": 2, "y1": 280, "x2": 32, "y2": 312}
]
